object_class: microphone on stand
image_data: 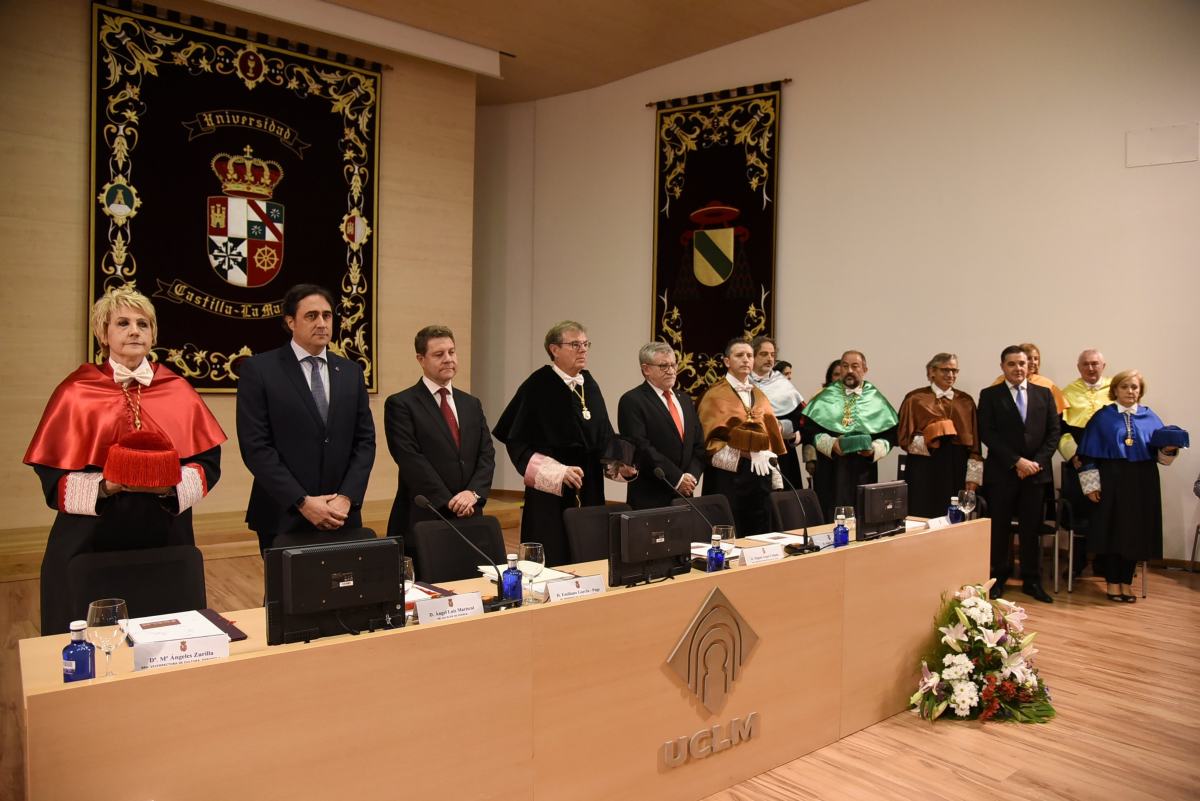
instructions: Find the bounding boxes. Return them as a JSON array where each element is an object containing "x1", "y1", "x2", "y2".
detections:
[
  {"x1": 769, "y1": 456, "x2": 819, "y2": 554},
  {"x1": 414, "y1": 495, "x2": 519, "y2": 611},
  {"x1": 653, "y1": 466, "x2": 717, "y2": 535}
]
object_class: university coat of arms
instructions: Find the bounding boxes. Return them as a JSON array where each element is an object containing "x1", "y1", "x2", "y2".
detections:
[{"x1": 207, "y1": 146, "x2": 285, "y2": 287}]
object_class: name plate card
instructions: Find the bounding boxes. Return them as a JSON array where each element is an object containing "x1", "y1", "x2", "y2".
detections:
[
  {"x1": 546, "y1": 574, "x2": 606, "y2": 602},
  {"x1": 414, "y1": 591, "x2": 485, "y2": 625},
  {"x1": 740, "y1": 543, "x2": 786, "y2": 565}
]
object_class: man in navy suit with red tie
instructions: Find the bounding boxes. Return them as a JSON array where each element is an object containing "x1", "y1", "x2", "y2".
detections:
[
  {"x1": 617, "y1": 342, "x2": 705, "y2": 510},
  {"x1": 237, "y1": 284, "x2": 376, "y2": 552},
  {"x1": 384, "y1": 325, "x2": 495, "y2": 540},
  {"x1": 978, "y1": 345, "x2": 1060, "y2": 603}
]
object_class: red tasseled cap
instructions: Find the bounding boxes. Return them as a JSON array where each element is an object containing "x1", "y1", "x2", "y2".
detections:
[{"x1": 103, "y1": 430, "x2": 181, "y2": 487}]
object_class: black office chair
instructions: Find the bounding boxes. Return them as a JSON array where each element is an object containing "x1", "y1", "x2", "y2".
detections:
[
  {"x1": 66, "y1": 544, "x2": 207, "y2": 621},
  {"x1": 564, "y1": 503, "x2": 631, "y2": 563},
  {"x1": 410, "y1": 515, "x2": 506, "y2": 584},
  {"x1": 768, "y1": 489, "x2": 824, "y2": 531},
  {"x1": 670, "y1": 494, "x2": 735, "y2": 540}
]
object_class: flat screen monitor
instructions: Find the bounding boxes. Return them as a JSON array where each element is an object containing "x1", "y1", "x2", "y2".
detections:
[
  {"x1": 265, "y1": 537, "x2": 404, "y2": 645},
  {"x1": 608, "y1": 507, "x2": 694, "y2": 587},
  {"x1": 855, "y1": 480, "x2": 908, "y2": 540}
]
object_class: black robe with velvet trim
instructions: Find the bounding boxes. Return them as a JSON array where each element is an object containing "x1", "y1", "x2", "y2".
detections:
[{"x1": 494, "y1": 366, "x2": 614, "y2": 566}]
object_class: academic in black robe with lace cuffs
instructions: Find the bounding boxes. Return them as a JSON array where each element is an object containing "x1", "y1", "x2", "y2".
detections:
[{"x1": 493, "y1": 365, "x2": 615, "y2": 567}]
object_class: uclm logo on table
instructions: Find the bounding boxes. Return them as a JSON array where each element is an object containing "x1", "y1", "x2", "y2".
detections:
[{"x1": 662, "y1": 587, "x2": 760, "y2": 768}]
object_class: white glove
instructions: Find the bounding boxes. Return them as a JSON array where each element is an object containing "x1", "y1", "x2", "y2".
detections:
[{"x1": 749, "y1": 450, "x2": 772, "y2": 477}]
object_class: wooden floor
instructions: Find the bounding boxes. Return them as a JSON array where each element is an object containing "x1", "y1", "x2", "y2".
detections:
[{"x1": 4, "y1": 561, "x2": 1198, "y2": 800}]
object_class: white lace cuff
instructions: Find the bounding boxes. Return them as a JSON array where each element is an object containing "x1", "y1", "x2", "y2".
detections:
[
  {"x1": 802, "y1": 444, "x2": 816, "y2": 463},
  {"x1": 176, "y1": 464, "x2": 208, "y2": 513},
  {"x1": 871, "y1": 439, "x2": 890, "y2": 463},
  {"x1": 965, "y1": 458, "x2": 983, "y2": 486},
  {"x1": 907, "y1": 435, "x2": 929, "y2": 457},
  {"x1": 814, "y1": 434, "x2": 834, "y2": 458},
  {"x1": 1079, "y1": 468, "x2": 1100, "y2": 494},
  {"x1": 712, "y1": 445, "x2": 741, "y2": 472},
  {"x1": 526, "y1": 453, "x2": 567, "y2": 496},
  {"x1": 61, "y1": 472, "x2": 103, "y2": 516},
  {"x1": 1058, "y1": 434, "x2": 1077, "y2": 462}
]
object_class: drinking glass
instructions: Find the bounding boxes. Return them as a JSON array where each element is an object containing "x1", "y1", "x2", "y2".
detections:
[
  {"x1": 834, "y1": 506, "x2": 857, "y2": 539},
  {"x1": 712, "y1": 524, "x2": 736, "y2": 546},
  {"x1": 86, "y1": 598, "x2": 128, "y2": 678},
  {"x1": 402, "y1": 556, "x2": 415, "y2": 594},
  {"x1": 518, "y1": 542, "x2": 546, "y2": 604},
  {"x1": 958, "y1": 490, "x2": 977, "y2": 519}
]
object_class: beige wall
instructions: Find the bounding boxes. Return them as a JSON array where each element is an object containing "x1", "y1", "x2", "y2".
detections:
[
  {"x1": 473, "y1": 0, "x2": 1200, "y2": 555},
  {"x1": 0, "y1": 0, "x2": 477, "y2": 529}
]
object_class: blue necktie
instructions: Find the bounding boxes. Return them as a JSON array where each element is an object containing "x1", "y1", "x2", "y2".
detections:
[
  {"x1": 1014, "y1": 384, "x2": 1026, "y2": 422},
  {"x1": 304, "y1": 356, "x2": 329, "y2": 422}
]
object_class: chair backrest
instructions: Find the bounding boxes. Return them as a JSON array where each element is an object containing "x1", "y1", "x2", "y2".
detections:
[
  {"x1": 67, "y1": 545, "x2": 207, "y2": 621},
  {"x1": 410, "y1": 515, "x2": 506, "y2": 584},
  {"x1": 272, "y1": 527, "x2": 379, "y2": 550},
  {"x1": 670, "y1": 494, "x2": 735, "y2": 539},
  {"x1": 563, "y1": 503, "x2": 631, "y2": 563},
  {"x1": 769, "y1": 489, "x2": 825, "y2": 531}
]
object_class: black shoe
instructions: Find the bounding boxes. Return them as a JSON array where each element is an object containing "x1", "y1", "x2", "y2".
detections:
[
  {"x1": 1121, "y1": 594, "x2": 1137, "y2": 603},
  {"x1": 1106, "y1": 593, "x2": 1124, "y2": 602},
  {"x1": 1022, "y1": 582, "x2": 1053, "y2": 603}
]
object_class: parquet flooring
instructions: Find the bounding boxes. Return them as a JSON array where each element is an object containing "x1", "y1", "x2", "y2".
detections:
[{"x1": 3, "y1": 558, "x2": 1197, "y2": 801}]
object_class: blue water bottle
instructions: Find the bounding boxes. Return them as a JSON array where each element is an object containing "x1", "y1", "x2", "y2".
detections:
[
  {"x1": 62, "y1": 620, "x2": 95, "y2": 683},
  {"x1": 706, "y1": 534, "x2": 726, "y2": 572},
  {"x1": 501, "y1": 553, "x2": 523, "y2": 605},
  {"x1": 947, "y1": 496, "x2": 965, "y2": 524},
  {"x1": 833, "y1": 515, "x2": 849, "y2": 548}
]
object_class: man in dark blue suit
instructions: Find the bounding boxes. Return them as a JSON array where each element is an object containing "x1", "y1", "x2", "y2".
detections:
[
  {"x1": 617, "y1": 342, "x2": 705, "y2": 510},
  {"x1": 978, "y1": 345, "x2": 1060, "y2": 603},
  {"x1": 236, "y1": 284, "x2": 376, "y2": 552},
  {"x1": 384, "y1": 325, "x2": 495, "y2": 541}
]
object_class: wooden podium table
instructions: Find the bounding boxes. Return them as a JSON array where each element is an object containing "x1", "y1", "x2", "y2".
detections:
[{"x1": 19, "y1": 519, "x2": 988, "y2": 801}]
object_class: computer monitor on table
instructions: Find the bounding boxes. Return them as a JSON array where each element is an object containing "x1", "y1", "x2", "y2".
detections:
[
  {"x1": 265, "y1": 537, "x2": 404, "y2": 645},
  {"x1": 608, "y1": 507, "x2": 694, "y2": 587},
  {"x1": 855, "y1": 480, "x2": 908, "y2": 540}
]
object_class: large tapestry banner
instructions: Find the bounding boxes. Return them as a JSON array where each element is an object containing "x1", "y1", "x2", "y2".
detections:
[
  {"x1": 651, "y1": 81, "x2": 783, "y2": 398},
  {"x1": 90, "y1": 1, "x2": 381, "y2": 391}
]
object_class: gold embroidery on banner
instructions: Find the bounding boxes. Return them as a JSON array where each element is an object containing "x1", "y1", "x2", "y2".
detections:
[{"x1": 92, "y1": 8, "x2": 378, "y2": 388}]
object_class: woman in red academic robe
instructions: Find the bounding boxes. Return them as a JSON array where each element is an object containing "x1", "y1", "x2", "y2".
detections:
[{"x1": 24, "y1": 287, "x2": 226, "y2": 634}]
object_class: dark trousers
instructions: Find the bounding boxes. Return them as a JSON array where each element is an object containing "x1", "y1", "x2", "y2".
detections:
[
  {"x1": 705, "y1": 459, "x2": 772, "y2": 537},
  {"x1": 987, "y1": 477, "x2": 1046, "y2": 585},
  {"x1": 1101, "y1": 553, "x2": 1137, "y2": 585}
]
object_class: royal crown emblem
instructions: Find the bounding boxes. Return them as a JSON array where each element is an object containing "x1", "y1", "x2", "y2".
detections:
[
  {"x1": 210, "y1": 145, "x2": 284, "y2": 198},
  {"x1": 207, "y1": 144, "x2": 285, "y2": 287}
]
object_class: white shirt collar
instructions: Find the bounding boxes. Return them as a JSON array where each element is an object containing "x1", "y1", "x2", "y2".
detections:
[
  {"x1": 844, "y1": 384, "x2": 863, "y2": 397},
  {"x1": 1008, "y1": 380, "x2": 1027, "y2": 392},
  {"x1": 421, "y1": 375, "x2": 452, "y2": 396},
  {"x1": 930, "y1": 384, "x2": 954, "y2": 400},
  {"x1": 1117, "y1": 403, "x2": 1138, "y2": 414},
  {"x1": 551, "y1": 363, "x2": 583, "y2": 386},
  {"x1": 109, "y1": 357, "x2": 153, "y2": 386},
  {"x1": 290, "y1": 339, "x2": 327, "y2": 362},
  {"x1": 1084, "y1": 380, "x2": 1105, "y2": 390},
  {"x1": 725, "y1": 373, "x2": 753, "y2": 393}
]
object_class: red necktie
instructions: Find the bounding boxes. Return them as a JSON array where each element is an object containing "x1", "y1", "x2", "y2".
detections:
[
  {"x1": 438, "y1": 387, "x2": 461, "y2": 448},
  {"x1": 664, "y1": 390, "x2": 684, "y2": 440}
]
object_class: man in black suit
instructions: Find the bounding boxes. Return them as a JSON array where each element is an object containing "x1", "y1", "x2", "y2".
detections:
[
  {"x1": 236, "y1": 284, "x2": 376, "y2": 552},
  {"x1": 384, "y1": 325, "x2": 495, "y2": 542},
  {"x1": 617, "y1": 342, "x2": 705, "y2": 510},
  {"x1": 977, "y1": 345, "x2": 1060, "y2": 603}
]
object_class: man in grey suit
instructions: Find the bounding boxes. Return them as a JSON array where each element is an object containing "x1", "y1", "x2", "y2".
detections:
[
  {"x1": 384, "y1": 325, "x2": 495, "y2": 541},
  {"x1": 978, "y1": 345, "x2": 1060, "y2": 603},
  {"x1": 617, "y1": 342, "x2": 705, "y2": 510},
  {"x1": 237, "y1": 283, "x2": 376, "y2": 552}
]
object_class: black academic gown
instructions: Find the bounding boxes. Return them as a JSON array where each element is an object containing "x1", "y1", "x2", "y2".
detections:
[
  {"x1": 493, "y1": 366, "x2": 613, "y2": 566},
  {"x1": 804, "y1": 421, "x2": 898, "y2": 522}
]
